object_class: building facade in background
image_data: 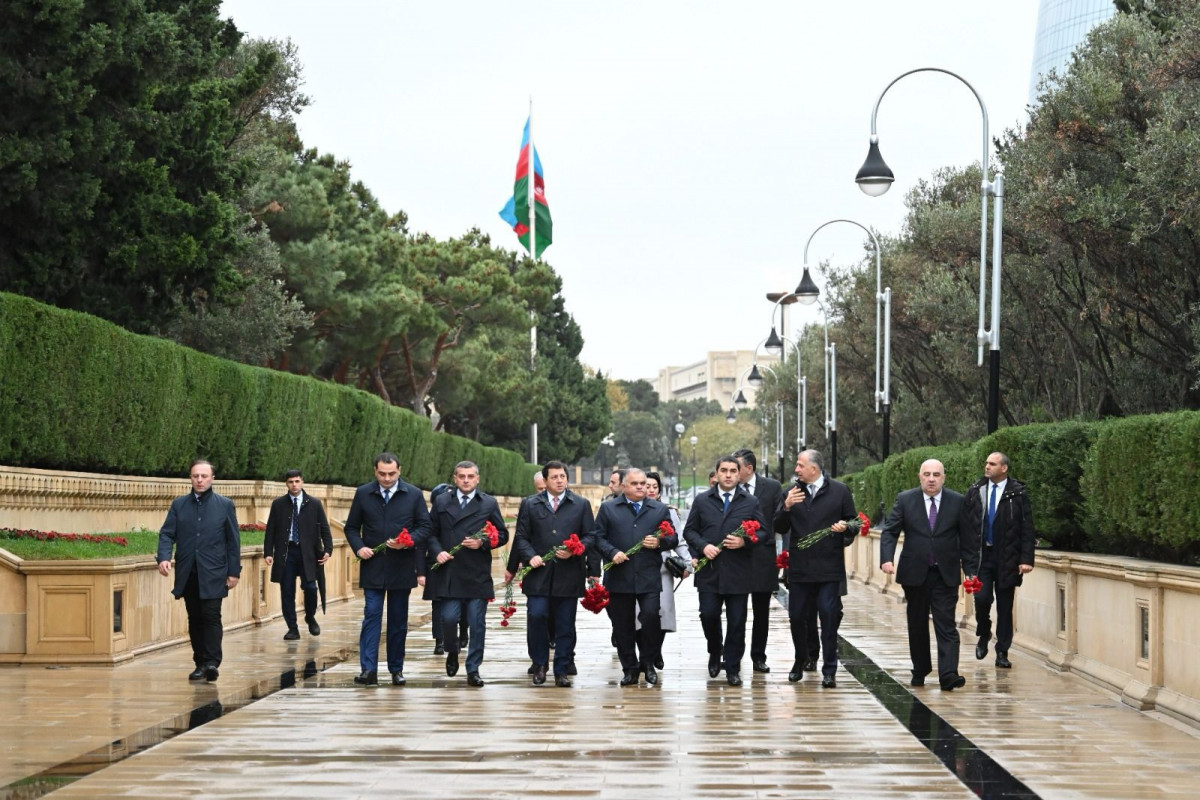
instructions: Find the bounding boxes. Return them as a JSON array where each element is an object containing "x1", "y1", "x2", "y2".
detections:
[
  {"x1": 1028, "y1": 0, "x2": 1116, "y2": 105},
  {"x1": 654, "y1": 350, "x2": 779, "y2": 409}
]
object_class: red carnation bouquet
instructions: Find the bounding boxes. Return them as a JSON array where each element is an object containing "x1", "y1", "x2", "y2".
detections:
[
  {"x1": 693, "y1": 519, "x2": 762, "y2": 573},
  {"x1": 776, "y1": 550, "x2": 790, "y2": 570},
  {"x1": 792, "y1": 511, "x2": 871, "y2": 551},
  {"x1": 581, "y1": 577, "x2": 610, "y2": 613},
  {"x1": 358, "y1": 528, "x2": 414, "y2": 561},
  {"x1": 432, "y1": 520, "x2": 500, "y2": 570},
  {"x1": 499, "y1": 534, "x2": 589, "y2": 628},
  {"x1": 602, "y1": 520, "x2": 674, "y2": 572},
  {"x1": 963, "y1": 576, "x2": 983, "y2": 595}
]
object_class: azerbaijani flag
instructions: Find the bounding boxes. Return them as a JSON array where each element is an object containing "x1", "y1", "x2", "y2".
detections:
[{"x1": 499, "y1": 117, "x2": 552, "y2": 258}]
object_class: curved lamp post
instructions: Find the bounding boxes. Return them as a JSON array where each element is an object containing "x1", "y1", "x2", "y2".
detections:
[
  {"x1": 749, "y1": 328, "x2": 806, "y2": 460},
  {"x1": 799, "y1": 219, "x2": 892, "y2": 458},
  {"x1": 855, "y1": 67, "x2": 1004, "y2": 434}
]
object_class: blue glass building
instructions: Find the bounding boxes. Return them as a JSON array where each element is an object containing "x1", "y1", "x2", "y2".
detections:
[{"x1": 1028, "y1": 0, "x2": 1117, "y2": 105}]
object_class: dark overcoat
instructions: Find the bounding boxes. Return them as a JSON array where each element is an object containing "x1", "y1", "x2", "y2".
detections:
[
  {"x1": 343, "y1": 480, "x2": 431, "y2": 591},
  {"x1": 592, "y1": 495, "x2": 677, "y2": 594},
  {"x1": 426, "y1": 490, "x2": 509, "y2": 600},
  {"x1": 774, "y1": 478, "x2": 857, "y2": 584},
  {"x1": 963, "y1": 477, "x2": 1036, "y2": 588},
  {"x1": 157, "y1": 489, "x2": 242, "y2": 600},
  {"x1": 879, "y1": 488, "x2": 977, "y2": 588},
  {"x1": 264, "y1": 492, "x2": 333, "y2": 584},
  {"x1": 683, "y1": 485, "x2": 769, "y2": 594},
  {"x1": 747, "y1": 475, "x2": 784, "y2": 592},
  {"x1": 513, "y1": 490, "x2": 598, "y2": 598}
]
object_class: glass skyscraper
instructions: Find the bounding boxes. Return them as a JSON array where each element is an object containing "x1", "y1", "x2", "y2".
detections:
[{"x1": 1028, "y1": 0, "x2": 1117, "y2": 105}]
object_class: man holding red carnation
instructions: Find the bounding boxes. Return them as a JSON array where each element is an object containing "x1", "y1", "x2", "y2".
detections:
[{"x1": 683, "y1": 455, "x2": 769, "y2": 686}]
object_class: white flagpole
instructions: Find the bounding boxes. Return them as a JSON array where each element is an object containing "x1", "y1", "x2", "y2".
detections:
[{"x1": 527, "y1": 97, "x2": 538, "y2": 464}]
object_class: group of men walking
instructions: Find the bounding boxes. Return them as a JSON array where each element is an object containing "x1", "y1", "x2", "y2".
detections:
[{"x1": 155, "y1": 448, "x2": 1035, "y2": 694}]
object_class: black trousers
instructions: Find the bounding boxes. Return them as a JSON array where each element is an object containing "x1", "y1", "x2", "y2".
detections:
[
  {"x1": 431, "y1": 598, "x2": 469, "y2": 643},
  {"x1": 903, "y1": 569, "x2": 960, "y2": 680},
  {"x1": 749, "y1": 591, "x2": 773, "y2": 661},
  {"x1": 788, "y1": 582, "x2": 841, "y2": 676},
  {"x1": 699, "y1": 591, "x2": 749, "y2": 673},
  {"x1": 182, "y1": 569, "x2": 223, "y2": 667},
  {"x1": 279, "y1": 544, "x2": 317, "y2": 630},
  {"x1": 974, "y1": 548, "x2": 1016, "y2": 652},
  {"x1": 606, "y1": 591, "x2": 661, "y2": 671}
]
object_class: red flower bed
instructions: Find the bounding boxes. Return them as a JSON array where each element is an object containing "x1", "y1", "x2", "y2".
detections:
[{"x1": 0, "y1": 528, "x2": 129, "y2": 546}]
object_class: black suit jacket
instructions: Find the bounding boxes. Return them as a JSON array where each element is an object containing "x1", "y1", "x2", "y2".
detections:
[
  {"x1": 343, "y1": 480, "x2": 431, "y2": 591},
  {"x1": 427, "y1": 490, "x2": 509, "y2": 600},
  {"x1": 880, "y1": 488, "x2": 977, "y2": 588},
  {"x1": 747, "y1": 475, "x2": 783, "y2": 592},
  {"x1": 513, "y1": 490, "x2": 598, "y2": 597},
  {"x1": 683, "y1": 485, "x2": 769, "y2": 594},
  {"x1": 592, "y1": 496, "x2": 677, "y2": 594},
  {"x1": 775, "y1": 477, "x2": 857, "y2": 584},
  {"x1": 264, "y1": 491, "x2": 333, "y2": 584}
]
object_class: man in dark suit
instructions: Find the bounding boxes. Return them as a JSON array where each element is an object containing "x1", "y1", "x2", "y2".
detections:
[
  {"x1": 733, "y1": 448, "x2": 783, "y2": 674},
  {"x1": 344, "y1": 452, "x2": 431, "y2": 687},
  {"x1": 592, "y1": 467, "x2": 678, "y2": 686},
  {"x1": 156, "y1": 459, "x2": 242, "y2": 682},
  {"x1": 428, "y1": 460, "x2": 509, "y2": 687},
  {"x1": 264, "y1": 470, "x2": 333, "y2": 640},
  {"x1": 684, "y1": 455, "x2": 769, "y2": 686},
  {"x1": 775, "y1": 449, "x2": 857, "y2": 687},
  {"x1": 880, "y1": 458, "x2": 979, "y2": 690},
  {"x1": 513, "y1": 460, "x2": 597, "y2": 687},
  {"x1": 417, "y1": 483, "x2": 465, "y2": 656},
  {"x1": 964, "y1": 451, "x2": 1036, "y2": 669}
]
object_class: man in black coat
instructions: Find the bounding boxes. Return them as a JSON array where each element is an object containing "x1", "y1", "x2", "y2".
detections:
[
  {"x1": 417, "y1": 483, "x2": 466, "y2": 656},
  {"x1": 592, "y1": 467, "x2": 678, "y2": 686},
  {"x1": 428, "y1": 460, "x2": 509, "y2": 687},
  {"x1": 964, "y1": 451, "x2": 1036, "y2": 669},
  {"x1": 733, "y1": 448, "x2": 784, "y2": 674},
  {"x1": 344, "y1": 452, "x2": 432, "y2": 686},
  {"x1": 156, "y1": 459, "x2": 242, "y2": 682},
  {"x1": 774, "y1": 449, "x2": 857, "y2": 686},
  {"x1": 513, "y1": 460, "x2": 597, "y2": 687},
  {"x1": 684, "y1": 456, "x2": 769, "y2": 686},
  {"x1": 264, "y1": 470, "x2": 333, "y2": 640},
  {"x1": 880, "y1": 458, "x2": 979, "y2": 691}
]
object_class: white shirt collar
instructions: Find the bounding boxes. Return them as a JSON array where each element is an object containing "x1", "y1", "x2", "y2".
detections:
[{"x1": 744, "y1": 474, "x2": 757, "y2": 493}]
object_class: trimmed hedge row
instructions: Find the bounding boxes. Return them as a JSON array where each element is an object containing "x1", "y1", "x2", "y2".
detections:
[
  {"x1": 842, "y1": 412, "x2": 1200, "y2": 565},
  {"x1": 0, "y1": 293, "x2": 539, "y2": 494}
]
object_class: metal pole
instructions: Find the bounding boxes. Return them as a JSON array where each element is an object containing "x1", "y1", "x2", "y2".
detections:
[{"x1": 988, "y1": 173, "x2": 1005, "y2": 433}]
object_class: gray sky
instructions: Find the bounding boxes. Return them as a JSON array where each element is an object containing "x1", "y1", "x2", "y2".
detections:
[{"x1": 220, "y1": 1, "x2": 1040, "y2": 382}]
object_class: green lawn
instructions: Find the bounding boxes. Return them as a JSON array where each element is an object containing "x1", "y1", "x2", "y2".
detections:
[{"x1": 0, "y1": 529, "x2": 266, "y2": 561}]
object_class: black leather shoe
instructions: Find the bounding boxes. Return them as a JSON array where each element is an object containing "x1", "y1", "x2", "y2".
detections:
[
  {"x1": 727, "y1": 672, "x2": 742, "y2": 686},
  {"x1": 566, "y1": 661, "x2": 577, "y2": 675},
  {"x1": 434, "y1": 642, "x2": 444, "y2": 656},
  {"x1": 803, "y1": 658, "x2": 818, "y2": 672},
  {"x1": 446, "y1": 653, "x2": 459, "y2": 677},
  {"x1": 188, "y1": 667, "x2": 205, "y2": 681},
  {"x1": 643, "y1": 666, "x2": 659, "y2": 686},
  {"x1": 753, "y1": 659, "x2": 770, "y2": 673},
  {"x1": 788, "y1": 663, "x2": 803, "y2": 682},
  {"x1": 555, "y1": 675, "x2": 572, "y2": 687},
  {"x1": 458, "y1": 632, "x2": 469, "y2": 649},
  {"x1": 467, "y1": 672, "x2": 485, "y2": 687},
  {"x1": 654, "y1": 655, "x2": 664, "y2": 670},
  {"x1": 940, "y1": 674, "x2": 966, "y2": 691},
  {"x1": 822, "y1": 675, "x2": 837, "y2": 688},
  {"x1": 911, "y1": 673, "x2": 927, "y2": 687},
  {"x1": 203, "y1": 664, "x2": 219, "y2": 682},
  {"x1": 995, "y1": 653, "x2": 1012, "y2": 669},
  {"x1": 391, "y1": 672, "x2": 406, "y2": 686},
  {"x1": 975, "y1": 640, "x2": 989, "y2": 660},
  {"x1": 307, "y1": 619, "x2": 321, "y2": 636},
  {"x1": 353, "y1": 670, "x2": 378, "y2": 685},
  {"x1": 532, "y1": 664, "x2": 547, "y2": 685},
  {"x1": 283, "y1": 628, "x2": 300, "y2": 641},
  {"x1": 527, "y1": 662, "x2": 538, "y2": 675},
  {"x1": 708, "y1": 654, "x2": 721, "y2": 678},
  {"x1": 620, "y1": 669, "x2": 639, "y2": 686}
]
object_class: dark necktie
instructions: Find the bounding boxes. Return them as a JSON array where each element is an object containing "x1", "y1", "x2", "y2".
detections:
[
  {"x1": 381, "y1": 488, "x2": 390, "y2": 504},
  {"x1": 460, "y1": 494, "x2": 470, "y2": 510},
  {"x1": 722, "y1": 492, "x2": 731, "y2": 513},
  {"x1": 986, "y1": 484, "x2": 997, "y2": 545},
  {"x1": 631, "y1": 501, "x2": 641, "y2": 516},
  {"x1": 290, "y1": 497, "x2": 300, "y2": 544},
  {"x1": 928, "y1": 497, "x2": 938, "y2": 566}
]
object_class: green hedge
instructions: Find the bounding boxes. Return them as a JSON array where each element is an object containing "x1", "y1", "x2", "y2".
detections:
[
  {"x1": 842, "y1": 413, "x2": 1200, "y2": 565},
  {"x1": 0, "y1": 293, "x2": 538, "y2": 494}
]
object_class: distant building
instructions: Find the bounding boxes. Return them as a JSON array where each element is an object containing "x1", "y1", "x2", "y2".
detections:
[
  {"x1": 654, "y1": 350, "x2": 780, "y2": 409},
  {"x1": 1028, "y1": 0, "x2": 1116, "y2": 106}
]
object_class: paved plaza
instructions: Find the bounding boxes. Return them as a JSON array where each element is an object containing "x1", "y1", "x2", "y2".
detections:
[{"x1": 2, "y1": 575, "x2": 1199, "y2": 799}]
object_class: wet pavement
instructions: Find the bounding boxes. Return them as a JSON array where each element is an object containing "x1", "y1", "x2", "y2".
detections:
[{"x1": 2, "y1": 577, "x2": 1199, "y2": 798}]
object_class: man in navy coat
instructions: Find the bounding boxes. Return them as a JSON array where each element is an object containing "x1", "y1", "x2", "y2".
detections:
[
  {"x1": 156, "y1": 459, "x2": 242, "y2": 682},
  {"x1": 344, "y1": 452, "x2": 431, "y2": 686},
  {"x1": 592, "y1": 467, "x2": 678, "y2": 686},
  {"x1": 428, "y1": 460, "x2": 509, "y2": 687}
]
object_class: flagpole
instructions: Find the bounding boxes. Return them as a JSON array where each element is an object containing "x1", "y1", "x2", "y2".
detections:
[{"x1": 527, "y1": 97, "x2": 538, "y2": 464}]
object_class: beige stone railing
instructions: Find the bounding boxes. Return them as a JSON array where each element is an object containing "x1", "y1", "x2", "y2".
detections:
[{"x1": 844, "y1": 530, "x2": 1200, "y2": 728}]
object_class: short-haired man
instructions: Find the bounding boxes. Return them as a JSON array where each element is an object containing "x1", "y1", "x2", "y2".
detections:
[
  {"x1": 156, "y1": 460, "x2": 242, "y2": 682},
  {"x1": 732, "y1": 448, "x2": 783, "y2": 675},
  {"x1": 417, "y1": 482, "x2": 467, "y2": 655},
  {"x1": 605, "y1": 469, "x2": 626, "y2": 501},
  {"x1": 880, "y1": 459, "x2": 978, "y2": 691},
  {"x1": 775, "y1": 450, "x2": 857, "y2": 687},
  {"x1": 264, "y1": 470, "x2": 333, "y2": 640},
  {"x1": 514, "y1": 460, "x2": 597, "y2": 687},
  {"x1": 428, "y1": 461, "x2": 510, "y2": 687},
  {"x1": 344, "y1": 452, "x2": 431, "y2": 686},
  {"x1": 684, "y1": 456, "x2": 769, "y2": 686},
  {"x1": 965, "y1": 452, "x2": 1035, "y2": 669},
  {"x1": 592, "y1": 467, "x2": 677, "y2": 686}
]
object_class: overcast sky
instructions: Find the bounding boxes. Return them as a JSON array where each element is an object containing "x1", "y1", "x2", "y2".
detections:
[{"x1": 220, "y1": 1, "x2": 1042, "y2": 382}]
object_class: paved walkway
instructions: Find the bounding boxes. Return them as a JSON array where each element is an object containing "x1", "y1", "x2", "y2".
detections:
[{"x1": 2, "y1": 577, "x2": 1199, "y2": 799}]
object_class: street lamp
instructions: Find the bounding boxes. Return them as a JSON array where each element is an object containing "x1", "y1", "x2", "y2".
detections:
[
  {"x1": 690, "y1": 434, "x2": 698, "y2": 498},
  {"x1": 856, "y1": 67, "x2": 1004, "y2": 433},
  {"x1": 751, "y1": 329, "x2": 806, "y2": 464},
  {"x1": 801, "y1": 219, "x2": 892, "y2": 459},
  {"x1": 674, "y1": 420, "x2": 686, "y2": 506}
]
